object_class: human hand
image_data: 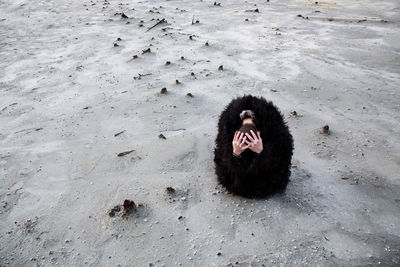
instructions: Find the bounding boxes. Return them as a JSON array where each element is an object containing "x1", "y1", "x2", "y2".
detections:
[
  {"x1": 245, "y1": 130, "x2": 263, "y2": 154},
  {"x1": 232, "y1": 131, "x2": 249, "y2": 156}
]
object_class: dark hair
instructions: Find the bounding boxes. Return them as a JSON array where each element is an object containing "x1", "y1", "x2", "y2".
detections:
[{"x1": 238, "y1": 123, "x2": 257, "y2": 137}]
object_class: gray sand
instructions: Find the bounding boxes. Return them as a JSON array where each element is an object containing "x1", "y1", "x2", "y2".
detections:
[{"x1": 1, "y1": 0, "x2": 400, "y2": 266}]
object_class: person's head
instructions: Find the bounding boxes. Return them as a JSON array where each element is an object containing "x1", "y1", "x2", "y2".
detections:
[{"x1": 238, "y1": 110, "x2": 257, "y2": 137}]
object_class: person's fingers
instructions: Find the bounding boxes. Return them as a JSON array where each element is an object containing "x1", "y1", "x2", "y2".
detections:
[
  {"x1": 238, "y1": 132, "x2": 244, "y2": 142},
  {"x1": 236, "y1": 131, "x2": 241, "y2": 142},
  {"x1": 234, "y1": 131, "x2": 239, "y2": 141},
  {"x1": 250, "y1": 130, "x2": 258, "y2": 140},
  {"x1": 245, "y1": 139, "x2": 252, "y2": 146},
  {"x1": 245, "y1": 132, "x2": 254, "y2": 142},
  {"x1": 240, "y1": 136, "x2": 247, "y2": 146},
  {"x1": 257, "y1": 131, "x2": 261, "y2": 139}
]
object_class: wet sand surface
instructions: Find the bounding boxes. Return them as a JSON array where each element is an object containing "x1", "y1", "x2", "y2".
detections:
[{"x1": 1, "y1": 0, "x2": 400, "y2": 266}]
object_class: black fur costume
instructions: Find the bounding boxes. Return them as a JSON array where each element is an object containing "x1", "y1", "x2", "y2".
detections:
[{"x1": 214, "y1": 95, "x2": 294, "y2": 198}]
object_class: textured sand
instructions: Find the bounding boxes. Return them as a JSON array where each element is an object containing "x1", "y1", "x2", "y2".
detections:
[{"x1": 1, "y1": 0, "x2": 400, "y2": 266}]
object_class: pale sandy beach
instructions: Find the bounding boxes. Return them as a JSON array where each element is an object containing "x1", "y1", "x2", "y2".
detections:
[{"x1": 1, "y1": 0, "x2": 400, "y2": 266}]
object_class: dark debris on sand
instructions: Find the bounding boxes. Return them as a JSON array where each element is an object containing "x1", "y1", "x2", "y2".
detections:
[
  {"x1": 108, "y1": 199, "x2": 138, "y2": 218},
  {"x1": 166, "y1": 187, "x2": 175, "y2": 194},
  {"x1": 319, "y1": 125, "x2": 330, "y2": 135},
  {"x1": 117, "y1": 150, "x2": 135, "y2": 157}
]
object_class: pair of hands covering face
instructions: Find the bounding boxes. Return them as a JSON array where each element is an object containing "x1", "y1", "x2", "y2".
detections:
[{"x1": 232, "y1": 130, "x2": 263, "y2": 156}]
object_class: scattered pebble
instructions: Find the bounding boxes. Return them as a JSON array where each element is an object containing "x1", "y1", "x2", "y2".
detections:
[
  {"x1": 319, "y1": 125, "x2": 330, "y2": 135},
  {"x1": 142, "y1": 48, "x2": 151, "y2": 54},
  {"x1": 122, "y1": 200, "x2": 136, "y2": 216},
  {"x1": 160, "y1": 87, "x2": 167, "y2": 94},
  {"x1": 166, "y1": 187, "x2": 175, "y2": 193},
  {"x1": 218, "y1": 65, "x2": 223, "y2": 71},
  {"x1": 289, "y1": 111, "x2": 298, "y2": 118},
  {"x1": 108, "y1": 205, "x2": 121, "y2": 217},
  {"x1": 159, "y1": 133, "x2": 166, "y2": 139}
]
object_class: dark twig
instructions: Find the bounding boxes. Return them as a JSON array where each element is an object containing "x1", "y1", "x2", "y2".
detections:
[
  {"x1": 146, "y1": 18, "x2": 166, "y2": 32},
  {"x1": 114, "y1": 130, "x2": 126, "y2": 137}
]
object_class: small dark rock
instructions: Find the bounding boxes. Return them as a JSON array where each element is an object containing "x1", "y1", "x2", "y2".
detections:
[
  {"x1": 114, "y1": 43, "x2": 119, "y2": 47},
  {"x1": 186, "y1": 93, "x2": 193, "y2": 97},
  {"x1": 121, "y1": 13, "x2": 129, "y2": 19},
  {"x1": 108, "y1": 205, "x2": 121, "y2": 217},
  {"x1": 218, "y1": 65, "x2": 223, "y2": 71},
  {"x1": 122, "y1": 200, "x2": 136, "y2": 216},
  {"x1": 176, "y1": 80, "x2": 180, "y2": 84},
  {"x1": 166, "y1": 187, "x2": 175, "y2": 193},
  {"x1": 160, "y1": 87, "x2": 167, "y2": 94},
  {"x1": 320, "y1": 125, "x2": 330, "y2": 135},
  {"x1": 159, "y1": 133, "x2": 166, "y2": 139},
  {"x1": 132, "y1": 55, "x2": 138, "y2": 59},
  {"x1": 165, "y1": 61, "x2": 171, "y2": 66},
  {"x1": 142, "y1": 48, "x2": 151, "y2": 54}
]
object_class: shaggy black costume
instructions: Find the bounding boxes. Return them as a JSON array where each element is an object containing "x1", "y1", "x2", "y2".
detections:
[{"x1": 214, "y1": 95, "x2": 294, "y2": 198}]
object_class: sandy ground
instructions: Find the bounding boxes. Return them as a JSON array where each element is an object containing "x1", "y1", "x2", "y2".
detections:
[{"x1": 1, "y1": 0, "x2": 400, "y2": 266}]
